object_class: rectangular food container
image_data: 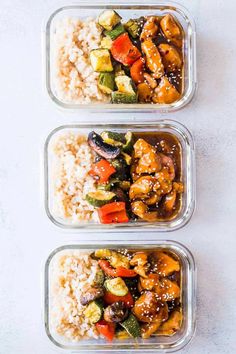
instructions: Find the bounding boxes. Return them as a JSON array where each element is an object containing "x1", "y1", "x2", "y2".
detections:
[
  {"x1": 45, "y1": 1, "x2": 196, "y2": 114},
  {"x1": 44, "y1": 120, "x2": 195, "y2": 232},
  {"x1": 44, "y1": 240, "x2": 196, "y2": 352}
]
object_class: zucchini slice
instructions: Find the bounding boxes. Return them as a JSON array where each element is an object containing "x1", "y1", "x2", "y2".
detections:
[
  {"x1": 84, "y1": 300, "x2": 103, "y2": 324},
  {"x1": 121, "y1": 314, "x2": 141, "y2": 338},
  {"x1": 111, "y1": 91, "x2": 138, "y2": 104},
  {"x1": 121, "y1": 152, "x2": 132, "y2": 165},
  {"x1": 98, "y1": 10, "x2": 122, "y2": 31},
  {"x1": 86, "y1": 190, "x2": 115, "y2": 207},
  {"x1": 115, "y1": 76, "x2": 136, "y2": 95},
  {"x1": 123, "y1": 131, "x2": 134, "y2": 153},
  {"x1": 105, "y1": 277, "x2": 129, "y2": 296},
  {"x1": 104, "y1": 24, "x2": 126, "y2": 40},
  {"x1": 100, "y1": 36, "x2": 113, "y2": 50},
  {"x1": 101, "y1": 131, "x2": 126, "y2": 146},
  {"x1": 98, "y1": 73, "x2": 115, "y2": 94},
  {"x1": 90, "y1": 49, "x2": 113, "y2": 72}
]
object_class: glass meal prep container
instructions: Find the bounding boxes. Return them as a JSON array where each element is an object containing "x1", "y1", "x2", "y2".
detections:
[
  {"x1": 44, "y1": 120, "x2": 195, "y2": 232},
  {"x1": 45, "y1": 1, "x2": 197, "y2": 113},
  {"x1": 43, "y1": 240, "x2": 196, "y2": 352}
]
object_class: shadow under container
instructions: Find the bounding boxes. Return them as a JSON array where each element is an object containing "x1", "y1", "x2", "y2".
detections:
[
  {"x1": 44, "y1": 120, "x2": 195, "y2": 232},
  {"x1": 45, "y1": 1, "x2": 197, "y2": 114},
  {"x1": 44, "y1": 240, "x2": 196, "y2": 352}
]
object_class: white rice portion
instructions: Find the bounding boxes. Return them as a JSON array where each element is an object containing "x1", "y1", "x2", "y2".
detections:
[
  {"x1": 50, "y1": 250, "x2": 100, "y2": 341},
  {"x1": 51, "y1": 132, "x2": 98, "y2": 223},
  {"x1": 52, "y1": 17, "x2": 109, "y2": 104}
]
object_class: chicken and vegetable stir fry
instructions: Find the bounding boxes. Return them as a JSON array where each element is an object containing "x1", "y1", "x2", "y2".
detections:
[
  {"x1": 90, "y1": 10, "x2": 184, "y2": 104},
  {"x1": 80, "y1": 248, "x2": 182, "y2": 341},
  {"x1": 86, "y1": 130, "x2": 183, "y2": 224}
]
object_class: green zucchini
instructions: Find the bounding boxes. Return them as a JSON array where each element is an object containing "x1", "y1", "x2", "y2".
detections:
[
  {"x1": 98, "y1": 73, "x2": 115, "y2": 94},
  {"x1": 114, "y1": 63, "x2": 126, "y2": 77},
  {"x1": 100, "y1": 36, "x2": 113, "y2": 49},
  {"x1": 84, "y1": 300, "x2": 103, "y2": 324},
  {"x1": 95, "y1": 249, "x2": 130, "y2": 269},
  {"x1": 124, "y1": 18, "x2": 144, "y2": 38},
  {"x1": 98, "y1": 10, "x2": 122, "y2": 31},
  {"x1": 94, "y1": 269, "x2": 105, "y2": 286},
  {"x1": 116, "y1": 329, "x2": 131, "y2": 339},
  {"x1": 115, "y1": 76, "x2": 136, "y2": 95},
  {"x1": 104, "y1": 23, "x2": 126, "y2": 40},
  {"x1": 121, "y1": 152, "x2": 132, "y2": 165},
  {"x1": 90, "y1": 49, "x2": 113, "y2": 72},
  {"x1": 111, "y1": 91, "x2": 138, "y2": 104},
  {"x1": 105, "y1": 277, "x2": 129, "y2": 296},
  {"x1": 97, "y1": 182, "x2": 112, "y2": 191},
  {"x1": 86, "y1": 190, "x2": 115, "y2": 207},
  {"x1": 121, "y1": 314, "x2": 141, "y2": 338},
  {"x1": 98, "y1": 179, "x2": 131, "y2": 191},
  {"x1": 101, "y1": 131, "x2": 126, "y2": 146},
  {"x1": 123, "y1": 131, "x2": 134, "y2": 153}
]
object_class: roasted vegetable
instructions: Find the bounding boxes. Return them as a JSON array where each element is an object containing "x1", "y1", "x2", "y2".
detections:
[
  {"x1": 96, "y1": 320, "x2": 116, "y2": 341},
  {"x1": 141, "y1": 39, "x2": 164, "y2": 79},
  {"x1": 132, "y1": 291, "x2": 168, "y2": 323},
  {"x1": 115, "y1": 75, "x2": 136, "y2": 95},
  {"x1": 84, "y1": 300, "x2": 103, "y2": 323},
  {"x1": 111, "y1": 33, "x2": 141, "y2": 66},
  {"x1": 158, "y1": 44, "x2": 182, "y2": 73},
  {"x1": 160, "y1": 14, "x2": 182, "y2": 48},
  {"x1": 157, "y1": 310, "x2": 182, "y2": 336},
  {"x1": 104, "y1": 301, "x2": 128, "y2": 323},
  {"x1": 149, "y1": 251, "x2": 180, "y2": 276},
  {"x1": 104, "y1": 290, "x2": 134, "y2": 308},
  {"x1": 98, "y1": 259, "x2": 137, "y2": 278},
  {"x1": 152, "y1": 76, "x2": 181, "y2": 104},
  {"x1": 98, "y1": 10, "x2": 122, "y2": 31},
  {"x1": 100, "y1": 36, "x2": 113, "y2": 49},
  {"x1": 86, "y1": 190, "x2": 116, "y2": 207},
  {"x1": 89, "y1": 159, "x2": 116, "y2": 183},
  {"x1": 124, "y1": 17, "x2": 144, "y2": 38},
  {"x1": 98, "y1": 202, "x2": 129, "y2": 224},
  {"x1": 111, "y1": 91, "x2": 138, "y2": 104},
  {"x1": 130, "y1": 57, "x2": 145, "y2": 84},
  {"x1": 120, "y1": 314, "x2": 141, "y2": 338},
  {"x1": 94, "y1": 269, "x2": 105, "y2": 286},
  {"x1": 123, "y1": 131, "x2": 134, "y2": 153},
  {"x1": 94, "y1": 249, "x2": 130, "y2": 269},
  {"x1": 104, "y1": 23, "x2": 126, "y2": 40},
  {"x1": 90, "y1": 49, "x2": 113, "y2": 72},
  {"x1": 98, "y1": 72, "x2": 115, "y2": 94},
  {"x1": 80, "y1": 286, "x2": 104, "y2": 306},
  {"x1": 105, "y1": 277, "x2": 129, "y2": 296},
  {"x1": 121, "y1": 152, "x2": 132, "y2": 165},
  {"x1": 88, "y1": 131, "x2": 121, "y2": 159},
  {"x1": 101, "y1": 131, "x2": 126, "y2": 146}
]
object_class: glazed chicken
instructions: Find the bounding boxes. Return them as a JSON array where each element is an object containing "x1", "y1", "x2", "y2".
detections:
[{"x1": 160, "y1": 14, "x2": 183, "y2": 48}]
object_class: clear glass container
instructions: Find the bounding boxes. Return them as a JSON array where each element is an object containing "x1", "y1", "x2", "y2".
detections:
[
  {"x1": 44, "y1": 119, "x2": 195, "y2": 232},
  {"x1": 44, "y1": 240, "x2": 196, "y2": 352},
  {"x1": 45, "y1": 1, "x2": 197, "y2": 114}
]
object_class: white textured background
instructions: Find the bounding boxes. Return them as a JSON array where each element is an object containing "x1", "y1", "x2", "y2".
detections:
[{"x1": 0, "y1": 0, "x2": 236, "y2": 353}]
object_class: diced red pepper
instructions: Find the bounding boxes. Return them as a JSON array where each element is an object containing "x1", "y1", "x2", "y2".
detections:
[
  {"x1": 96, "y1": 320, "x2": 115, "y2": 342},
  {"x1": 98, "y1": 260, "x2": 137, "y2": 278},
  {"x1": 89, "y1": 159, "x2": 116, "y2": 183},
  {"x1": 111, "y1": 33, "x2": 141, "y2": 66},
  {"x1": 98, "y1": 202, "x2": 129, "y2": 224},
  {"x1": 104, "y1": 290, "x2": 134, "y2": 308},
  {"x1": 130, "y1": 57, "x2": 145, "y2": 84}
]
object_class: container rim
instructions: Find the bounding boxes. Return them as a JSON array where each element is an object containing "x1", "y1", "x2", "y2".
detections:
[
  {"x1": 43, "y1": 239, "x2": 196, "y2": 352},
  {"x1": 44, "y1": 119, "x2": 196, "y2": 232},
  {"x1": 44, "y1": 1, "x2": 197, "y2": 114}
]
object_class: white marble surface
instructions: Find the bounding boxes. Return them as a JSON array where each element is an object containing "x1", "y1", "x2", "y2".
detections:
[{"x1": 0, "y1": 0, "x2": 236, "y2": 353}]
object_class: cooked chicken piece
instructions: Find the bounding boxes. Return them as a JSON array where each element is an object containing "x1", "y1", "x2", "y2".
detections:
[
  {"x1": 152, "y1": 76, "x2": 181, "y2": 104},
  {"x1": 164, "y1": 190, "x2": 177, "y2": 212},
  {"x1": 131, "y1": 200, "x2": 160, "y2": 222},
  {"x1": 139, "y1": 273, "x2": 159, "y2": 291},
  {"x1": 149, "y1": 251, "x2": 180, "y2": 276},
  {"x1": 154, "y1": 278, "x2": 180, "y2": 301},
  {"x1": 145, "y1": 193, "x2": 160, "y2": 205},
  {"x1": 141, "y1": 39, "x2": 164, "y2": 79},
  {"x1": 141, "y1": 321, "x2": 162, "y2": 339},
  {"x1": 140, "y1": 16, "x2": 159, "y2": 41},
  {"x1": 133, "y1": 139, "x2": 162, "y2": 174},
  {"x1": 130, "y1": 252, "x2": 148, "y2": 266},
  {"x1": 158, "y1": 43, "x2": 182, "y2": 72},
  {"x1": 157, "y1": 310, "x2": 182, "y2": 336},
  {"x1": 160, "y1": 14, "x2": 182, "y2": 48},
  {"x1": 137, "y1": 82, "x2": 153, "y2": 103},
  {"x1": 172, "y1": 181, "x2": 184, "y2": 193},
  {"x1": 133, "y1": 291, "x2": 168, "y2": 323},
  {"x1": 143, "y1": 73, "x2": 157, "y2": 88},
  {"x1": 129, "y1": 176, "x2": 156, "y2": 200}
]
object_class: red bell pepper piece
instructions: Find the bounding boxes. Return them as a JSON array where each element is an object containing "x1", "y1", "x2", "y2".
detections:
[
  {"x1": 96, "y1": 320, "x2": 115, "y2": 342},
  {"x1": 130, "y1": 57, "x2": 145, "y2": 84},
  {"x1": 98, "y1": 260, "x2": 137, "y2": 278},
  {"x1": 89, "y1": 159, "x2": 116, "y2": 183},
  {"x1": 104, "y1": 290, "x2": 134, "y2": 308},
  {"x1": 98, "y1": 202, "x2": 129, "y2": 224},
  {"x1": 111, "y1": 33, "x2": 141, "y2": 66}
]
